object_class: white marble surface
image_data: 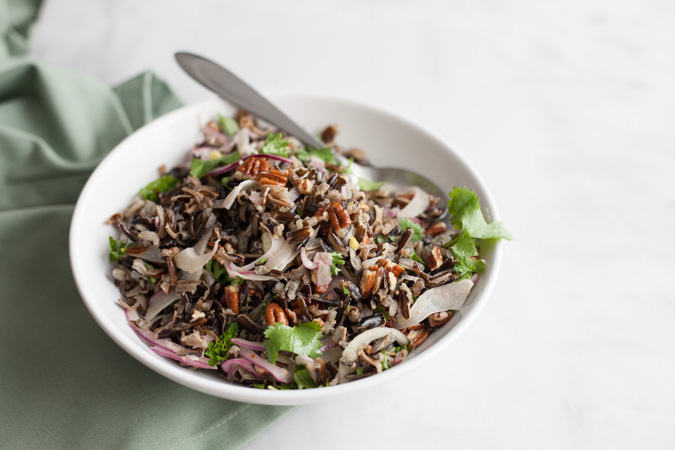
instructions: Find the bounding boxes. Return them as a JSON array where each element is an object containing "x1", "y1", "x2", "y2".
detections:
[{"x1": 31, "y1": 0, "x2": 675, "y2": 448}]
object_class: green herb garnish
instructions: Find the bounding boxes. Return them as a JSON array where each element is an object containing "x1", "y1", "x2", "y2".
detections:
[
  {"x1": 399, "y1": 217, "x2": 425, "y2": 243},
  {"x1": 259, "y1": 132, "x2": 291, "y2": 157},
  {"x1": 357, "y1": 178, "x2": 386, "y2": 192},
  {"x1": 189, "y1": 151, "x2": 241, "y2": 178},
  {"x1": 295, "y1": 147, "x2": 335, "y2": 164},
  {"x1": 293, "y1": 366, "x2": 318, "y2": 389},
  {"x1": 204, "y1": 323, "x2": 239, "y2": 367},
  {"x1": 108, "y1": 237, "x2": 130, "y2": 262},
  {"x1": 330, "y1": 252, "x2": 346, "y2": 276},
  {"x1": 218, "y1": 114, "x2": 240, "y2": 137},
  {"x1": 263, "y1": 321, "x2": 323, "y2": 364},
  {"x1": 408, "y1": 251, "x2": 426, "y2": 268},
  {"x1": 138, "y1": 174, "x2": 179, "y2": 202}
]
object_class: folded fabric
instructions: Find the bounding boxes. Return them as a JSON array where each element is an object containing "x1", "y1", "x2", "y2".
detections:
[{"x1": 0, "y1": 60, "x2": 292, "y2": 449}]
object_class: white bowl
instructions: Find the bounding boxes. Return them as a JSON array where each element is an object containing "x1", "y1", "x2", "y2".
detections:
[{"x1": 70, "y1": 94, "x2": 503, "y2": 405}]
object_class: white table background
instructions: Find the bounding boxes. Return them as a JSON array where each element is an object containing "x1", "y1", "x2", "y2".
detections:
[{"x1": 31, "y1": 0, "x2": 675, "y2": 448}]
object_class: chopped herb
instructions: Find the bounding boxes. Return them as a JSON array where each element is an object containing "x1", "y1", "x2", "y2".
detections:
[
  {"x1": 341, "y1": 157, "x2": 354, "y2": 174},
  {"x1": 398, "y1": 217, "x2": 425, "y2": 243},
  {"x1": 408, "y1": 251, "x2": 427, "y2": 268},
  {"x1": 263, "y1": 321, "x2": 323, "y2": 363},
  {"x1": 259, "y1": 132, "x2": 291, "y2": 157},
  {"x1": 342, "y1": 284, "x2": 350, "y2": 296},
  {"x1": 295, "y1": 146, "x2": 335, "y2": 164},
  {"x1": 258, "y1": 257, "x2": 268, "y2": 264},
  {"x1": 149, "y1": 277, "x2": 158, "y2": 284},
  {"x1": 357, "y1": 178, "x2": 386, "y2": 192},
  {"x1": 374, "y1": 305, "x2": 391, "y2": 320},
  {"x1": 138, "y1": 174, "x2": 179, "y2": 202},
  {"x1": 220, "y1": 176, "x2": 231, "y2": 186},
  {"x1": 374, "y1": 234, "x2": 386, "y2": 245},
  {"x1": 293, "y1": 366, "x2": 317, "y2": 389},
  {"x1": 355, "y1": 366, "x2": 364, "y2": 377},
  {"x1": 189, "y1": 151, "x2": 241, "y2": 178},
  {"x1": 392, "y1": 344, "x2": 408, "y2": 353},
  {"x1": 218, "y1": 114, "x2": 240, "y2": 137},
  {"x1": 330, "y1": 252, "x2": 346, "y2": 276},
  {"x1": 204, "y1": 260, "x2": 243, "y2": 285},
  {"x1": 108, "y1": 237, "x2": 130, "y2": 262},
  {"x1": 204, "y1": 323, "x2": 239, "y2": 367},
  {"x1": 252, "y1": 383, "x2": 267, "y2": 389},
  {"x1": 381, "y1": 351, "x2": 389, "y2": 370}
]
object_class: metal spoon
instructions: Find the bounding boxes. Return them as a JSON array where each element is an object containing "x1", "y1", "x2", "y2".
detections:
[{"x1": 175, "y1": 52, "x2": 446, "y2": 203}]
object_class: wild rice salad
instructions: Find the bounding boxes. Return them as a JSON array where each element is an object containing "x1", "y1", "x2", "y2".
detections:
[{"x1": 107, "y1": 110, "x2": 510, "y2": 389}]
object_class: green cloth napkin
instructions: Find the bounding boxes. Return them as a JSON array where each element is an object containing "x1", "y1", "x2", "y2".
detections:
[{"x1": 0, "y1": 57, "x2": 292, "y2": 450}]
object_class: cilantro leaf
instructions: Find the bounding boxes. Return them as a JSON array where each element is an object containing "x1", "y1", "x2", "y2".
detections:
[
  {"x1": 373, "y1": 305, "x2": 391, "y2": 320},
  {"x1": 408, "y1": 251, "x2": 427, "y2": 268},
  {"x1": 399, "y1": 217, "x2": 425, "y2": 243},
  {"x1": 392, "y1": 344, "x2": 408, "y2": 353},
  {"x1": 218, "y1": 114, "x2": 240, "y2": 137},
  {"x1": 295, "y1": 147, "x2": 335, "y2": 164},
  {"x1": 204, "y1": 323, "x2": 239, "y2": 367},
  {"x1": 109, "y1": 237, "x2": 130, "y2": 262},
  {"x1": 293, "y1": 366, "x2": 317, "y2": 389},
  {"x1": 138, "y1": 175, "x2": 179, "y2": 202},
  {"x1": 447, "y1": 187, "x2": 512, "y2": 240},
  {"x1": 189, "y1": 151, "x2": 241, "y2": 178},
  {"x1": 355, "y1": 366, "x2": 364, "y2": 377},
  {"x1": 263, "y1": 321, "x2": 323, "y2": 363},
  {"x1": 330, "y1": 252, "x2": 346, "y2": 276},
  {"x1": 358, "y1": 178, "x2": 386, "y2": 192},
  {"x1": 259, "y1": 132, "x2": 291, "y2": 157},
  {"x1": 204, "y1": 260, "x2": 244, "y2": 286},
  {"x1": 449, "y1": 231, "x2": 486, "y2": 280}
]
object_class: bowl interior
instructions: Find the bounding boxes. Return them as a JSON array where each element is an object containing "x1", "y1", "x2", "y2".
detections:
[{"x1": 70, "y1": 95, "x2": 502, "y2": 405}]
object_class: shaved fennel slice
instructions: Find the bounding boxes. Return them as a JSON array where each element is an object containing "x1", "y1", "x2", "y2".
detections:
[
  {"x1": 398, "y1": 186, "x2": 430, "y2": 218},
  {"x1": 216, "y1": 179, "x2": 257, "y2": 210},
  {"x1": 338, "y1": 327, "x2": 407, "y2": 383},
  {"x1": 395, "y1": 279, "x2": 473, "y2": 329}
]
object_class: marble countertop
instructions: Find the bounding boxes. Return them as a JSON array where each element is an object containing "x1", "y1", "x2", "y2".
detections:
[{"x1": 31, "y1": 0, "x2": 675, "y2": 448}]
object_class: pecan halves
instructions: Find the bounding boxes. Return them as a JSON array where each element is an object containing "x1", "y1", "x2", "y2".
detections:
[
  {"x1": 258, "y1": 169, "x2": 288, "y2": 187},
  {"x1": 222, "y1": 285, "x2": 240, "y2": 314},
  {"x1": 327, "y1": 202, "x2": 351, "y2": 231},
  {"x1": 404, "y1": 324, "x2": 430, "y2": 350},
  {"x1": 237, "y1": 157, "x2": 268, "y2": 176},
  {"x1": 265, "y1": 303, "x2": 289, "y2": 326}
]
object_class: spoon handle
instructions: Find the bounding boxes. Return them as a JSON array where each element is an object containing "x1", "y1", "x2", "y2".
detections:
[{"x1": 175, "y1": 52, "x2": 324, "y2": 149}]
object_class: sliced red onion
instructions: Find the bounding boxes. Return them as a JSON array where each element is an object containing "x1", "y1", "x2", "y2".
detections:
[
  {"x1": 319, "y1": 342, "x2": 339, "y2": 352},
  {"x1": 313, "y1": 252, "x2": 333, "y2": 288},
  {"x1": 311, "y1": 161, "x2": 327, "y2": 173},
  {"x1": 248, "y1": 190, "x2": 263, "y2": 206},
  {"x1": 383, "y1": 207, "x2": 398, "y2": 218},
  {"x1": 201, "y1": 124, "x2": 229, "y2": 144},
  {"x1": 399, "y1": 186, "x2": 430, "y2": 218},
  {"x1": 231, "y1": 338, "x2": 266, "y2": 352},
  {"x1": 395, "y1": 278, "x2": 473, "y2": 329},
  {"x1": 145, "y1": 289, "x2": 181, "y2": 320},
  {"x1": 150, "y1": 345, "x2": 214, "y2": 370},
  {"x1": 300, "y1": 247, "x2": 319, "y2": 270},
  {"x1": 220, "y1": 358, "x2": 260, "y2": 377},
  {"x1": 225, "y1": 263, "x2": 277, "y2": 281},
  {"x1": 238, "y1": 347, "x2": 293, "y2": 383}
]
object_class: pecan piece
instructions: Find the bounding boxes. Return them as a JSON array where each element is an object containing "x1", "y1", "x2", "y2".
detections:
[
  {"x1": 237, "y1": 157, "x2": 268, "y2": 176},
  {"x1": 425, "y1": 222, "x2": 447, "y2": 237},
  {"x1": 428, "y1": 310, "x2": 454, "y2": 328},
  {"x1": 405, "y1": 324, "x2": 430, "y2": 350},
  {"x1": 426, "y1": 246, "x2": 443, "y2": 270},
  {"x1": 327, "y1": 202, "x2": 351, "y2": 231},
  {"x1": 222, "y1": 285, "x2": 240, "y2": 314},
  {"x1": 258, "y1": 169, "x2": 287, "y2": 187},
  {"x1": 320, "y1": 125, "x2": 338, "y2": 146},
  {"x1": 266, "y1": 303, "x2": 289, "y2": 326}
]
